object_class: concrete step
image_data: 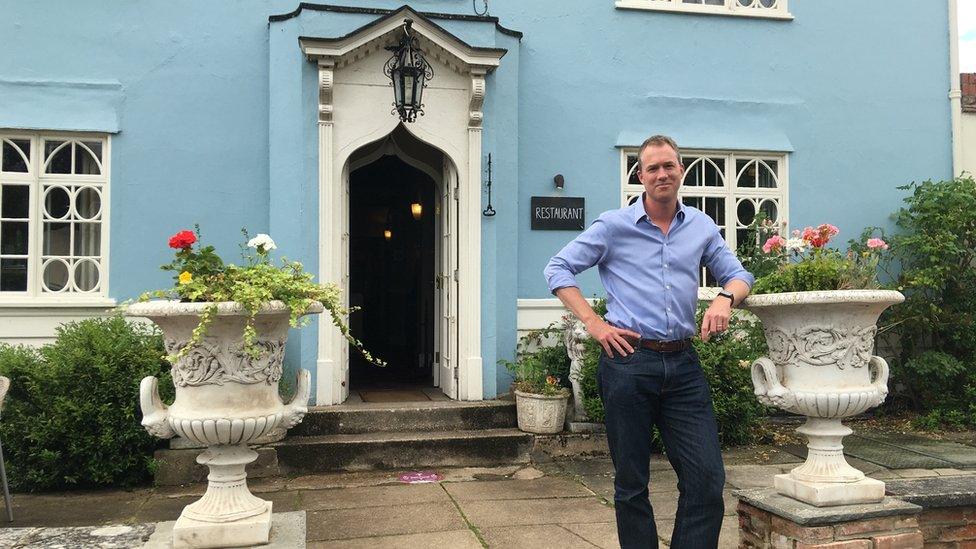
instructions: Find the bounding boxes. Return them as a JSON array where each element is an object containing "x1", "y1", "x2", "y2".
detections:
[
  {"x1": 272, "y1": 428, "x2": 534, "y2": 474},
  {"x1": 288, "y1": 399, "x2": 518, "y2": 436}
]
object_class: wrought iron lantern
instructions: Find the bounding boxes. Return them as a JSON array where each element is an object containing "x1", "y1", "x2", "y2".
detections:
[{"x1": 384, "y1": 19, "x2": 434, "y2": 123}]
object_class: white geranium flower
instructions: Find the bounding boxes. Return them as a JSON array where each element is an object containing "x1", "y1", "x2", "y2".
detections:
[
  {"x1": 247, "y1": 233, "x2": 277, "y2": 251},
  {"x1": 785, "y1": 237, "x2": 807, "y2": 252}
]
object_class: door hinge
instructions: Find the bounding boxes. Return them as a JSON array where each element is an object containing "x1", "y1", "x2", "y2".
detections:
[
  {"x1": 453, "y1": 186, "x2": 459, "y2": 201},
  {"x1": 453, "y1": 269, "x2": 458, "y2": 282},
  {"x1": 434, "y1": 351, "x2": 440, "y2": 364},
  {"x1": 453, "y1": 365, "x2": 459, "y2": 380}
]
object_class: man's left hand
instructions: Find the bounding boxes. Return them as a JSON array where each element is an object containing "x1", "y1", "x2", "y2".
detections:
[{"x1": 700, "y1": 299, "x2": 732, "y2": 342}]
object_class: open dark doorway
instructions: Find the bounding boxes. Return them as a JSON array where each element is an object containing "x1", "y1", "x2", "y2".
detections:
[{"x1": 348, "y1": 155, "x2": 437, "y2": 395}]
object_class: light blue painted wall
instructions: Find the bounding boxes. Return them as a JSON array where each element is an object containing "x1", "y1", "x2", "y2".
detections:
[{"x1": 0, "y1": 0, "x2": 952, "y2": 399}]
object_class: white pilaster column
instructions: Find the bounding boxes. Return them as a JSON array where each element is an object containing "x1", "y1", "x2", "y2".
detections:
[
  {"x1": 459, "y1": 69, "x2": 487, "y2": 401},
  {"x1": 315, "y1": 58, "x2": 345, "y2": 405}
]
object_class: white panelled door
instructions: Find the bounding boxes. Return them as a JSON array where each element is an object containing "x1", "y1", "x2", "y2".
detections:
[{"x1": 437, "y1": 158, "x2": 459, "y2": 399}]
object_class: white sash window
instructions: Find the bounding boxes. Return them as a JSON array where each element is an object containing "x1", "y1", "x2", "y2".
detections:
[
  {"x1": 615, "y1": 0, "x2": 792, "y2": 20},
  {"x1": 621, "y1": 148, "x2": 788, "y2": 285},
  {"x1": 0, "y1": 132, "x2": 110, "y2": 302}
]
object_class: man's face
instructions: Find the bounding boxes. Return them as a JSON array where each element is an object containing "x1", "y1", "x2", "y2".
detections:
[{"x1": 636, "y1": 144, "x2": 684, "y2": 206}]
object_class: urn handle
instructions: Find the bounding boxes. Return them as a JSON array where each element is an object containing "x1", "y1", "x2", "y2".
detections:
[
  {"x1": 280, "y1": 369, "x2": 312, "y2": 431},
  {"x1": 868, "y1": 355, "x2": 889, "y2": 405},
  {"x1": 751, "y1": 357, "x2": 795, "y2": 411},
  {"x1": 139, "y1": 376, "x2": 175, "y2": 439}
]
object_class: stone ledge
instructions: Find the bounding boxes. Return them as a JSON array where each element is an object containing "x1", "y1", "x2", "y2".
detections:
[
  {"x1": 735, "y1": 487, "x2": 921, "y2": 526},
  {"x1": 884, "y1": 476, "x2": 976, "y2": 509}
]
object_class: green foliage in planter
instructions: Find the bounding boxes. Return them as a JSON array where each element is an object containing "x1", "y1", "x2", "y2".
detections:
[
  {"x1": 0, "y1": 316, "x2": 172, "y2": 491},
  {"x1": 501, "y1": 324, "x2": 571, "y2": 396},
  {"x1": 575, "y1": 300, "x2": 768, "y2": 446},
  {"x1": 877, "y1": 176, "x2": 976, "y2": 428},
  {"x1": 751, "y1": 253, "x2": 849, "y2": 294}
]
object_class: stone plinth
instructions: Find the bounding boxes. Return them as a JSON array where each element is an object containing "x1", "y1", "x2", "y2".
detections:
[{"x1": 735, "y1": 487, "x2": 922, "y2": 548}]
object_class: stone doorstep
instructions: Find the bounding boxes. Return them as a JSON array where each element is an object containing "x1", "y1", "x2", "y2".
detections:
[
  {"x1": 273, "y1": 428, "x2": 533, "y2": 474},
  {"x1": 289, "y1": 399, "x2": 518, "y2": 437}
]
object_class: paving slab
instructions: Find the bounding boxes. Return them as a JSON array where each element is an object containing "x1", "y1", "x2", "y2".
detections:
[
  {"x1": 443, "y1": 476, "x2": 592, "y2": 501},
  {"x1": 891, "y1": 468, "x2": 940, "y2": 478},
  {"x1": 461, "y1": 497, "x2": 616, "y2": 528},
  {"x1": 560, "y1": 522, "x2": 620, "y2": 549},
  {"x1": 480, "y1": 524, "x2": 599, "y2": 548},
  {"x1": 144, "y1": 511, "x2": 305, "y2": 549},
  {"x1": 4, "y1": 523, "x2": 155, "y2": 548},
  {"x1": 724, "y1": 464, "x2": 790, "y2": 490},
  {"x1": 4, "y1": 489, "x2": 152, "y2": 527},
  {"x1": 307, "y1": 529, "x2": 482, "y2": 549},
  {"x1": 783, "y1": 437, "x2": 957, "y2": 469},
  {"x1": 857, "y1": 433, "x2": 976, "y2": 467},
  {"x1": 579, "y1": 474, "x2": 615, "y2": 501},
  {"x1": 721, "y1": 446, "x2": 804, "y2": 466},
  {"x1": 306, "y1": 502, "x2": 466, "y2": 541},
  {"x1": 300, "y1": 482, "x2": 449, "y2": 511},
  {"x1": 656, "y1": 518, "x2": 737, "y2": 548}
]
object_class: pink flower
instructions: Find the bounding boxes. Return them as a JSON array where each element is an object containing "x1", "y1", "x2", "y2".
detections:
[
  {"x1": 762, "y1": 235, "x2": 786, "y2": 253},
  {"x1": 866, "y1": 238, "x2": 889, "y2": 250}
]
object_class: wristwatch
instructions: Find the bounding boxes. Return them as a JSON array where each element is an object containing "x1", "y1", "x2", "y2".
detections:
[{"x1": 717, "y1": 289, "x2": 735, "y2": 306}]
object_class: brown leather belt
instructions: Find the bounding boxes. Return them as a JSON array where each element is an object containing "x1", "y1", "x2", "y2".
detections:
[{"x1": 624, "y1": 336, "x2": 692, "y2": 353}]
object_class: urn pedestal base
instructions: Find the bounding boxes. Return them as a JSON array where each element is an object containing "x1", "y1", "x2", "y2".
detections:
[
  {"x1": 173, "y1": 502, "x2": 272, "y2": 549},
  {"x1": 774, "y1": 474, "x2": 885, "y2": 507}
]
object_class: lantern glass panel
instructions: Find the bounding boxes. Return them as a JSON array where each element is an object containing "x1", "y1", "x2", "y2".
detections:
[
  {"x1": 392, "y1": 68, "x2": 404, "y2": 108},
  {"x1": 404, "y1": 73, "x2": 416, "y2": 106}
]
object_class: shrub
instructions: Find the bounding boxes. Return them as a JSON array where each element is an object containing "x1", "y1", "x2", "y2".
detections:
[
  {"x1": 0, "y1": 316, "x2": 171, "y2": 491},
  {"x1": 878, "y1": 176, "x2": 976, "y2": 428}
]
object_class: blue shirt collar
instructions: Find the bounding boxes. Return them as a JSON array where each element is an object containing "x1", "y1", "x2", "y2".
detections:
[{"x1": 630, "y1": 193, "x2": 685, "y2": 225}]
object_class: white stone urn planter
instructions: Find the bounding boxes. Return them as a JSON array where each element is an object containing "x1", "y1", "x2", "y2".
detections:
[
  {"x1": 744, "y1": 289, "x2": 903, "y2": 507},
  {"x1": 130, "y1": 300, "x2": 320, "y2": 548},
  {"x1": 514, "y1": 390, "x2": 569, "y2": 434}
]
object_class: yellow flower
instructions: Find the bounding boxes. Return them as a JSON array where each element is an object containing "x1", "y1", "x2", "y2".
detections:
[{"x1": 178, "y1": 271, "x2": 193, "y2": 285}]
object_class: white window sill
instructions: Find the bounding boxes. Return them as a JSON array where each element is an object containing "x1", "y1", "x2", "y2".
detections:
[
  {"x1": 614, "y1": 1, "x2": 793, "y2": 21},
  {"x1": 0, "y1": 297, "x2": 118, "y2": 309}
]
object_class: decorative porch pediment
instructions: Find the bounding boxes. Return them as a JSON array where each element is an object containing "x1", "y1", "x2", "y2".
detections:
[{"x1": 299, "y1": 6, "x2": 505, "y2": 128}]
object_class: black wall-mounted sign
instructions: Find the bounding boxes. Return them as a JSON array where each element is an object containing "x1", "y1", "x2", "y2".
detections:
[{"x1": 531, "y1": 196, "x2": 585, "y2": 231}]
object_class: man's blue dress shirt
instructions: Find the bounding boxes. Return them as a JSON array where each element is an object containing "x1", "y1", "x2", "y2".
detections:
[{"x1": 544, "y1": 198, "x2": 754, "y2": 341}]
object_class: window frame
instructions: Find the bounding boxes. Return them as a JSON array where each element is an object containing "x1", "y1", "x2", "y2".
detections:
[
  {"x1": 620, "y1": 147, "x2": 789, "y2": 284},
  {"x1": 615, "y1": 0, "x2": 792, "y2": 20},
  {"x1": 0, "y1": 130, "x2": 113, "y2": 306}
]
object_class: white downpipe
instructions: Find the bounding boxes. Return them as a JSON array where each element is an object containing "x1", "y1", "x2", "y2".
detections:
[{"x1": 950, "y1": 0, "x2": 963, "y2": 177}]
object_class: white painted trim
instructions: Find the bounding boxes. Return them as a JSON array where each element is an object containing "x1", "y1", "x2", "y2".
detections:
[
  {"x1": 0, "y1": 305, "x2": 118, "y2": 347},
  {"x1": 299, "y1": 7, "x2": 504, "y2": 71},
  {"x1": 0, "y1": 131, "x2": 110, "y2": 303},
  {"x1": 305, "y1": 18, "x2": 503, "y2": 404},
  {"x1": 949, "y1": 0, "x2": 963, "y2": 177},
  {"x1": 615, "y1": 0, "x2": 792, "y2": 20}
]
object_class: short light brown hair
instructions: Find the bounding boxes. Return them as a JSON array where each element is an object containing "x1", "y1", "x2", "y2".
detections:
[{"x1": 637, "y1": 135, "x2": 682, "y2": 168}]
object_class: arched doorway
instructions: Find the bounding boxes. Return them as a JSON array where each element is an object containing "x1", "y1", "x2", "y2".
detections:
[{"x1": 345, "y1": 126, "x2": 456, "y2": 401}]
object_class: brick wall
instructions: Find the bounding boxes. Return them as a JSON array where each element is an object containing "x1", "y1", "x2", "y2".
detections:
[
  {"x1": 739, "y1": 501, "x2": 976, "y2": 548},
  {"x1": 963, "y1": 73, "x2": 976, "y2": 113},
  {"x1": 738, "y1": 501, "x2": 923, "y2": 548},
  {"x1": 918, "y1": 506, "x2": 976, "y2": 548}
]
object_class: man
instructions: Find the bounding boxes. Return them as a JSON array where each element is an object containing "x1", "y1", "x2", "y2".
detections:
[{"x1": 544, "y1": 135, "x2": 753, "y2": 548}]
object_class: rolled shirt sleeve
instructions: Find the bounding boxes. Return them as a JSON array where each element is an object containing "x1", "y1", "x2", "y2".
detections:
[
  {"x1": 544, "y1": 218, "x2": 611, "y2": 294},
  {"x1": 702, "y1": 224, "x2": 755, "y2": 288}
]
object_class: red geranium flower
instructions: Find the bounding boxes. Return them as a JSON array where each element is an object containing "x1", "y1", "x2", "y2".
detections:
[{"x1": 168, "y1": 230, "x2": 197, "y2": 250}]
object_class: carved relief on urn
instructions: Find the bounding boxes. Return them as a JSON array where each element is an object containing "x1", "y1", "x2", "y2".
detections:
[
  {"x1": 129, "y1": 300, "x2": 319, "y2": 548},
  {"x1": 744, "y1": 290, "x2": 903, "y2": 507}
]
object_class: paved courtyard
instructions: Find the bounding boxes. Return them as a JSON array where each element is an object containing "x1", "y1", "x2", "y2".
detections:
[{"x1": 0, "y1": 434, "x2": 973, "y2": 548}]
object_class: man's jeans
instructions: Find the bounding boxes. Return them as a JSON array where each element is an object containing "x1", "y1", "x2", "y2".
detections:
[{"x1": 598, "y1": 347, "x2": 725, "y2": 549}]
